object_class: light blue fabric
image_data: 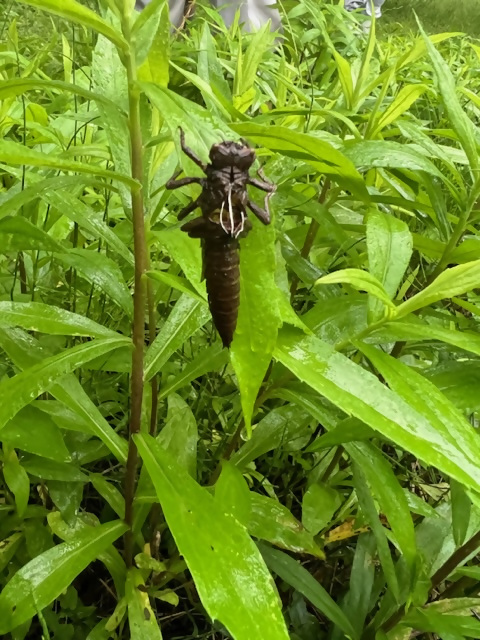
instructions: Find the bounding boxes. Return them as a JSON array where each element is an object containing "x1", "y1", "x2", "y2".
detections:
[{"x1": 344, "y1": 0, "x2": 386, "y2": 18}]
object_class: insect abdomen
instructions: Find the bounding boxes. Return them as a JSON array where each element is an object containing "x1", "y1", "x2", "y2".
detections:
[{"x1": 203, "y1": 236, "x2": 240, "y2": 348}]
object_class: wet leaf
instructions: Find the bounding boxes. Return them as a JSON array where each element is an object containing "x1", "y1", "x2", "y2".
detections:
[
  {"x1": 366, "y1": 211, "x2": 412, "y2": 322},
  {"x1": 126, "y1": 568, "x2": 163, "y2": 639},
  {"x1": 260, "y1": 544, "x2": 358, "y2": 640},
  {"x1": 275, "y1": 328, "x2": 480, "y2": 494},
  {"x1": 135, "y1": 433, "x2": 289, "y2": 640},
  {"x1": 144, "y1": 295, "x2": 210, "y2": 381},
  {"x1": 0, "y1": 336, "x2": 129, "y2": 430},
  {"x1": 0, "y1": 302, "x2": 118, "y2": 339},
  {"x1": 250, "y1": 493, "x2": 324, "y2": 558},
  {"x1": 231, "y1": 216, "x2": 282, "y2": 436},
  {"x1": 302, "y1": 482, "x2": 342, "y2": 536},
  {"x1": 0, "y1": 520, "x2": 127, "y2": 634}
]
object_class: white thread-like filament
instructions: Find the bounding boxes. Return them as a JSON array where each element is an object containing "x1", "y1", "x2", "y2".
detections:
[
  {"x1": 227, "y1": 184, "x2": 234, "y2": 235},
  {"x1": 219, "y1": 198, "x2": 228, "y2": 234},
  {"x1": 234, "y1": 209, "x2": 245, "y2": 238}
]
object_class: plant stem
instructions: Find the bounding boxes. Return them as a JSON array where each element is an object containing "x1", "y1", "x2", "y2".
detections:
[
  {"x1": 377, "y1": 529, "x2": 480, "y2": 636},
  {"x1": 290, "y1": 178, "x2": 330, "y2": 300},
  {"x1": 123, "y1": 37, "x2": 148, "y2": 567}
]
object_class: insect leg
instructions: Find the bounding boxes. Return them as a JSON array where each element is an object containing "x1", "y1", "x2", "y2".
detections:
[
  {"x1": 247, "y1": 199, "x2": 271, "y2": 225},
  {"x1": 166, "y1": 172, "x2": 204, "y2": 190},
  {"x1": 181, "y1": 216, "x2": 211, "y2": 238},
  {"x1": 177, "y1": 197, "x2": 201, "y2": 220},
  {"x1": 179, "y1": 128, "x2": 207, "y2": 172},
  {"x1": 247, "y1": 176, "x2": 275, "y2": 192}
]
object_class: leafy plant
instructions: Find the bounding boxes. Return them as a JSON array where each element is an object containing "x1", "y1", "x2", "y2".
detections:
[{"x1": 2, "y1": 0, "x2": 480, "y2": 638}]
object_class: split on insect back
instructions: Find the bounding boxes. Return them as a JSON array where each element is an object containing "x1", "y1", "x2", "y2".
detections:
[{"x1": 166, "y1": 128, "x2": 276, "y2": 348}]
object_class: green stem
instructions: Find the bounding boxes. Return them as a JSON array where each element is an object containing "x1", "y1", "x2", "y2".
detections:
[
  {"x1": 290, "y1": 178, "x2": 331, "y2": 300},
  {"x1": 375, "y1": 528, "x2": 480, "y2": 637},
  {"x1": 123, "y1": 32, "x2": 148, "y2": 567}
]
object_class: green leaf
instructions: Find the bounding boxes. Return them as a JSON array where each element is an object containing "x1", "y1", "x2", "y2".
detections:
[
  {"x1": 0, "y1": 140, "x2": 137, "y2": 189},
  {"x1": 274, "y1": 328, "x2": 480, "y2": 494},
  {"x1": 158, "y1": 343, "x2": 228, "y2": 400},
  {"x1": 146, "y1": 270, "x2": 205, "y2": 303},
  {"x1": 157, "y1": 394, "x2": 197, "y2": 478},
  {"x1": 302, "y1": 482, "x2": 342, "y2": 536},
  {"x1": 0, "y1": 302, "x2": 118, "y2": 339},
  {"x1": 418, "y1": 22, "x2": 479, "y2": 174},
  {"x1": 231, "y1": 216, "x2": 282, "y2": 436},
  {"x1": 259, "y1": 544, "x2": 359, "y2": 640},
  {"x1": 91, "y1": 474, "x2": 125, "y2": 519},
  {"x1": 126, "y1": 568, "x2": 163, "y2": 639},
  {"x1": 13, "y1": 0, "x2": 128, "y2": 51},
  {"x1": 154, "y1": 228, "x2": 206, "y2": 298},
  {"x1": 403, "y1": 606, "x2": 480, "y2": 637},
  {"x1": 3, "y1": 455, "x2": 30, "y2": 517},
  {"x1": 0, "y1": 336, "x2": 129, "y2": 430},
  {"x1": 357, "y1": 342, "x2": 480, "y2": 494},
  {"x1": 136, "y1": 0, "x2": 169, "y2": 84},
  {"x1": 353, "y1": 463, "x2": 400, "y2": 601},
  {"x1": 348, "y1": 442, "x2": 417, "y2": 576},
  {"x1": 370, "y1": 85, "x2": 428, "y2": 137},
  {"x1": 250, "y1": 493, "x2": 324, "y2": 558},
  {"x1": 316, "y1": 269, "x2": 396, "y2": 311},
  {"x1": 56, "y1": 250, "x2": 133, "y2": 317},
  {"x1": 369, "y1": 320, "x2": 480, "y2": 359},
  {"x1": 215, "y1": 461, "x2": 251, "y2": 527},
  {"x1": 0, "y1": 533, "x2": 23, "y2": 574},
  {"x1": 22, "y1": 455, "x2": 86, "y2": 482},
  {"x1": 396, "y1": 260, "x2": 480, "y2": 318},
  {"x1": 338, "y1": 533, "x2": 376, "y2": 634},
  {"x1": 135, "y1": 433, "x2": 289, "y2": 640},
  {"x1": 451, "y1": 480, "x2": 471, "y2": 547},
  {"x1": 307, "y1": 417, "x2": 374, "y2": 451},
  {"x1": 231, "y1": 123, "x2": 369, "y2": 202},
  {"x1": 0, "y1": 328, "x2": 128, "y2": 463},
  {"x1": 43, "y1": 190, "x2": 134, "y2": 266},
  {"x1": 0, "y1": 520, "x2": 127, "y2": 634},
  {"x1": 2, "y1": 405, "x2": 70, "y2": 462},
  {"x1": 231, "y1": 405, "x2": 313, "y2": 470},
  {"x1": 53, "y1": 376, "x2": 128, "y2": 463},
  {"x1": 0, "y1": 78, "x2": 126, "y2": 115},
  {"x1": 144, "y1": 295, "x2": 210, "y2": 381},
  {"x1": 0, "y1": 176, "x2": 103, "y2": 220},
  {"x1": 0, "y1": 216, "x2": 64, "y2": 252},
  {"x1": 366, "y1": 211, "x2": 412, "y2": 322},
  {"x1": 343, "y1": 140, "x2": 445, "y2": 180}
]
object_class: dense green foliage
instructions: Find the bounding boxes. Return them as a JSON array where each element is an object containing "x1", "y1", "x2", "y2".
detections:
[
  {"x1": 2, "y1": 0, "x2": 480, "y2": 638},
  {"x1": 383, "y1": 0, "x2": 480, "y2": 37}
]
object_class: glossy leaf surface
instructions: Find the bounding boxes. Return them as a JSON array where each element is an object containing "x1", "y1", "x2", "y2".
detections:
[
  {"x1": 0, "y1": 520, "x2": 127, "y2": 634},
  {"x1": 135, "y1": 433, "x2": 289, "y2": 640}
]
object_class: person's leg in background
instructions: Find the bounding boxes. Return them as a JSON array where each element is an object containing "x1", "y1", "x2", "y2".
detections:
[
  {"x1": 135, "y1": 0, "x2": 281, "y2": 31},
  {"x1": 366, "y1": 0, "x2": 385, "y2": 19},
  {"x1": 135, "y1": 0, "x2": 186, "y2": 27},
  {"x1": 344, "y1": 0, "x2": 386, "y2": 18},
  {"x1": 210, "y1": 0, "x2": 282, "y2": 32}
]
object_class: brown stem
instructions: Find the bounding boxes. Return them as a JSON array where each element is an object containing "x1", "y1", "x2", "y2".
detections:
[
  {"x1": 146, "y1": 256, "x2": 159, "y2": 437},
  {"x1": 123, "y1": 44, "x2": 148, "y2": 567},
  {"x1": 321, "y1": 446, "x2": 344, "y2": 483},
  {"x1": 290, "y1": 178, "x2": 330, "y2": 300},
  {"x1": 378, "y1": 529, "x2": 480, "y2": 635},
  {"x1": 208, "y1": 363, "x2": 277, "y2": 485}
]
